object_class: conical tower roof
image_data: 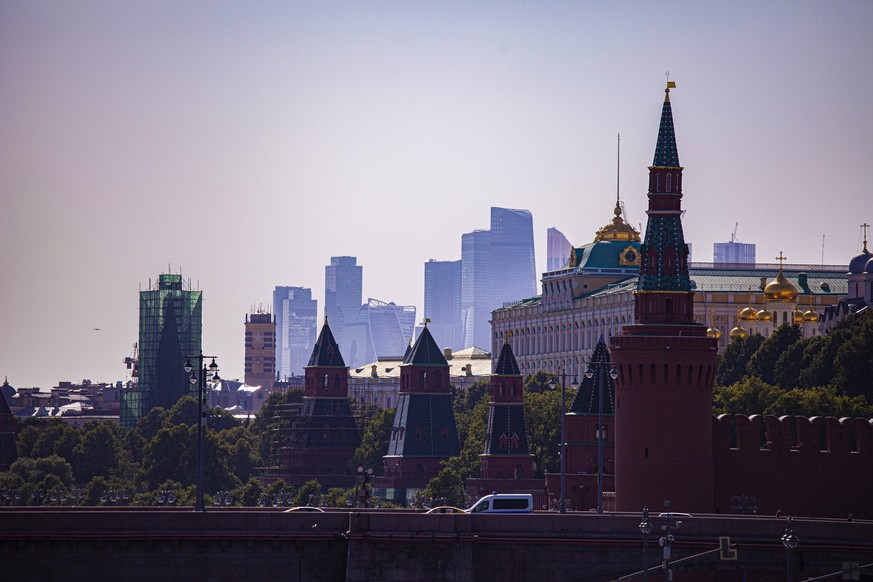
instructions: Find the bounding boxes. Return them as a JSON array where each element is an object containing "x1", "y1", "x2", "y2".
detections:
[
  {"x1": 571, "y1": 336, "x2": 615, "y2": 415},
  {"x1": 306, "y1": 318, "x2": 346, "y2": 367},
  {"x1": 652, "y1": 84, "x2": 680, "y2": 168},
  {"x1": 402, "y1": 324, "x2": 448, "y2": 366},
  {"x1": 494, "y1": 338, "x2": 520, "y2": 376}
]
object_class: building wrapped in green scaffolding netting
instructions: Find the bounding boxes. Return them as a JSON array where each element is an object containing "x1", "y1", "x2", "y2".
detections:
[{"x1": 121, "y1": 273, "x2": 202, "y2": 428}]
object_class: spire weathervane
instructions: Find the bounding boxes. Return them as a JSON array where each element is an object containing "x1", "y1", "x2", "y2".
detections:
[{"x1": 861, "y1": 223, "x2": 870, "y2": 251}]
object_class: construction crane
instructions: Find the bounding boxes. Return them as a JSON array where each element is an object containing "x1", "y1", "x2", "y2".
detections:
[{"x1": 731, "y1": 222, "x2": 739, "y2": 243}]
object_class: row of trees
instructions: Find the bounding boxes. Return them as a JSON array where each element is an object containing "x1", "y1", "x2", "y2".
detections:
[{"x1": 714, "y1": 309, "x2": 873, "y2": 417}]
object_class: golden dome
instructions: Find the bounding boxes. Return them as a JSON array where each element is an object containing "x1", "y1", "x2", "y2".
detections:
[
  {"x1": 594, "y1": 202, "x2": 641, "y2": 242},
  {"x1": 707, "y1": 326, "x2": 721, "y2": 339},
  {"x1": 737, "y1": 306, "x2": 758, "y2": 321},
  {"x1": 729, "y1": 325, "x2": 748, "y2": 339},
  {"x1": 802, "y1": 309, "x2": 820, "y2": 322},
  {"x1": 793, "y1": 310, "x2": 804, "y2": 324},
  {"x1": 764, "y1": 269, "x2": 798, "y2": 302},
  {"x1": 756, "y1": 308, "x2": 772, "y2": 322}
]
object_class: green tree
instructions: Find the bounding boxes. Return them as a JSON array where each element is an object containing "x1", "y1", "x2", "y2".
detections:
[
  {"x1": 424, "y1": 466, "x2": 467, "y2": 508},
  {"x1": 16, "y1": 420, "x2": 80, "y2": 464},
  {"x1": 715, "y1": 334, "x2": 765, "y2": 387},
  {"x1": 523, "y1": 371, "x2": 552, "y2": 394},
  {"x1": 349, "y1": 407, "x2": 395, "y2": 475},
  {"x1": 767, "y1": 387, "x2": 873, "y2": 418},
  {"x1": 294, "y1": 479, "x2": 323, "y2": 506},
  {"x1": 134, "y1": 406, "x2": 169, "y2": 441},
  {"x1": 74, "y1": 421, "x2": 123, "y2": 482},
  {"x1": 747, "y1": 325, "x2": 803, "y2": 385},
  {"x1": 4, "y1": 455, "x2": 74, "y2": 504},
  {"x1": 524, "y1": 388, "x2": 569, "y2": 477},
  {"x1": 221, "y1": 425, "x2": 262, "y2": 482},
  {"x1": 712, "y1": 377, "x2": 784, "y2": 416},
  {"x1": 165, "y1": 396, "x2": 198, "y2": 426}
]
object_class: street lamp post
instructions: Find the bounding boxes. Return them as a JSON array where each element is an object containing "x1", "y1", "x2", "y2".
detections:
[
  {"x1": 549, "y1": 371, "x2": 578, "y2": 514},
  {"x1": 639, "y1": 507, "x2": 653, "y2": 582},
  {"x1": 184, "y1": 352, "x2": 220, "y2": 512},
  {"x1": 585, "y1": 360, "x2": 619, "y2": 514},
  {"x1": 781, "y1": 516, "x2": 799, "y2": 582}
]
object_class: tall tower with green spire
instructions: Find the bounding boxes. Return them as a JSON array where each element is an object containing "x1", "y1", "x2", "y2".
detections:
[{"x1": 610, "y1": 81, "x2": 718, "y2": 514}]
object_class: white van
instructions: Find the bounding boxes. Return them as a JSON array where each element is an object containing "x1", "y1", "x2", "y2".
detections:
[{"x1": 465, "y1": 493, "x2": 533, "y2": 514}]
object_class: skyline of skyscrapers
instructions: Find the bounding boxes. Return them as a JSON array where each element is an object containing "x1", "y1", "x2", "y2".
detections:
[
  {"x1": 324, "y1": 256, "x2": 363, "y2": 362},
  {"x1": 272, "y1": 286, "x2": 317, "y2": 379},
  {"x1": 424, "y1": 259, "x2": 462, "y2": 351},
  {"x1": 121, "y1": 273, "x2": 202, "y2": 428}
]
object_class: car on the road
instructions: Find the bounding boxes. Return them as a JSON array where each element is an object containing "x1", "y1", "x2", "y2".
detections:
[{"x1": 658, "y1": 512, "x2": 693, "y2": 518}]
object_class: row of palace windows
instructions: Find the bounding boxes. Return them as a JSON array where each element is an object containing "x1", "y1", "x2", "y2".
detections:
[{"x1": 494, "y1": 317, "x2": 629, "y2": 356}]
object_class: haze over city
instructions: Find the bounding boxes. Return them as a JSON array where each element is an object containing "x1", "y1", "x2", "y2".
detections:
[{"x1": 2, "y1": 1, "x2": 871, "y2": 390}]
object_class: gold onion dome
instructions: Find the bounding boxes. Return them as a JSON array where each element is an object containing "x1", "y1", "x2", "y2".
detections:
[
  {"x1": 756, "y1": 308, "x2": 773, "y2": 322},
  {"x1": 764, "y1": 269, "x2": 798, "y2": 302},
  {"x1": 802, "y1": 309, "x2": 820, "y2": 322},
  {"x1": 707, "y1": 326, "x2": 721, "y2": 339},
  {"x1": 594, "y1": 203, "x2": 641, "y2": 242},
  {"x1": 737, "y1": 305, "x2": 758, "y2": 321},
  {"x1": 793, "y1": 310, "x2": 804, "y2": 324},
  {"x1": 729, "y1": 325, "x2": 748, "y2": 339}
]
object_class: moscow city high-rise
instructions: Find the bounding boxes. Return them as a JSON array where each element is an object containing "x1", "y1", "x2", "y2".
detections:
[
  {"x1": 424, "y1": 259, "x2": 462, "y2": 351},
  {"x1": 272, "y1": 286, "x2": 317, "y2": 379},
  {"x1": 324, "y1": 256, "x2": 363, "y2": 361},
  {"x1": 460, "y1": 207, "x2": 536, "y2": 350}
]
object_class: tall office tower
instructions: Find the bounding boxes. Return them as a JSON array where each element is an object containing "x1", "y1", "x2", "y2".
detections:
[
  {"x1": 460, "y1": 208, "x2": 536, "y2": 350},
  {"x1": 121, "y1": 273, "x2": 202, "y2": 428},
  {"x1": 461, "y1": 229, "x2": 493, "y2": 350},
  {"x1": 491, "y1": 207, "x2": 536, "y2": 305},
  {"x1": 324, "y1": 256, "x2": 363, "y2": 358},
  {"x1": 424, "y1": 259, "x2": 462, "y2": 351},
  {"x1": 244, "y1": 310, "x2": 276, "y2": 390},
  {"x1": 714, "y1": 241, "x2": 756, "y2": 264},
  {"x1": 273, "y1": 286, "x2": 317, "y2": 379},
  {"x1": 547, "y1": 227, "x2": 573, "y2": 271}
]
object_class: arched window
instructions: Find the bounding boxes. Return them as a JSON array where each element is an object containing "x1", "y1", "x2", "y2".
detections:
[
  {"x1": 323, "y1": 373, "x2": 329, "y2": 388},
  {"x1": 666, "y1": 173, "x2": 672, "y2": 192}
]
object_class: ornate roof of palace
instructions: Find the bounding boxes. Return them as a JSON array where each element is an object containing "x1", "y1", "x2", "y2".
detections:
[
  {"x1": 546, "y1": 239, "x2": 641, "y2": 279},
  {"x1": 497, "y1": 263, "x2": 848, "y2": 313}
]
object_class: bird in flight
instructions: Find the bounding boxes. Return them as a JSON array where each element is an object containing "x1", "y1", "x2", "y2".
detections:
[{"x1": 92, "y1": 328, "x2": 102, "y2": 331}]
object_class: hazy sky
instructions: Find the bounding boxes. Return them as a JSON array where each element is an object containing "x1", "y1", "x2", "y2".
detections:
[{"x1": 2, "y1": 1, "x2": 871, "y2": 389}]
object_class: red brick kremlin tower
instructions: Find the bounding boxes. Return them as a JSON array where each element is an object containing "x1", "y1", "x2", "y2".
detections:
[
  {"x1": 479, "y1": 336, "x2": 532, "y2": 480},
  {"x1": 610, "y1": 81, "x2": 718, "y2": 513},
  {"x1": 281, "y1": 317, "x2": 361, "y2": 488}
]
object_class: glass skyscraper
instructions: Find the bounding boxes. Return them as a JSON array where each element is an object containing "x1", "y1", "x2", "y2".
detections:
[
  {"x1": 424, "y1": 259, "x2": 462, "y2": 351},
  {"x1": 547, "y1": 227, "x2": 573, "y2": 271},
  {"x1": 324, "y1": 256, "x2": 363, "y2": 361},
  {"x1": 273, "y1": 286, "x2": 317, "y2": 379},
  {"x1": 459, "y1": 207, "x2": 536, "y2": 350},
  {"x1": 121, "y1": 273, "x2": 201, "y2": 428}
]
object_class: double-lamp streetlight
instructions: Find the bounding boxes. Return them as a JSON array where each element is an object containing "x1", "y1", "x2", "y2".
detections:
[
  {"x1": 584, "y1": 360, "x2": 619, "y2": 514},
  {"x1": 781, "y1": 516, "x2": 799, "y2": 582},
  {"x1": 548, "y1": 372, "x2": 578, "y2": 514},
  {"x1": 184, "y1": 352, "x2": 220, "y2": 512}
]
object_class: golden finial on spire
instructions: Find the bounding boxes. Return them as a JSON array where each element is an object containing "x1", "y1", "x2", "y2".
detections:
[
  {"x1": 665, "y1": 71, "x2": 676, "y2": 99},
  {"x1": 424, "y1": 317, "x2": 431, "y2": 327},
  {"x1": 505, "y1": 331, "x2": 513, "y2": 344},
  {"x1": 862, "y1": 223, "x2": 870, "y2": 252},
  {"x1": 324, "y1": 314, "x2": 328, "y2": 326}
]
